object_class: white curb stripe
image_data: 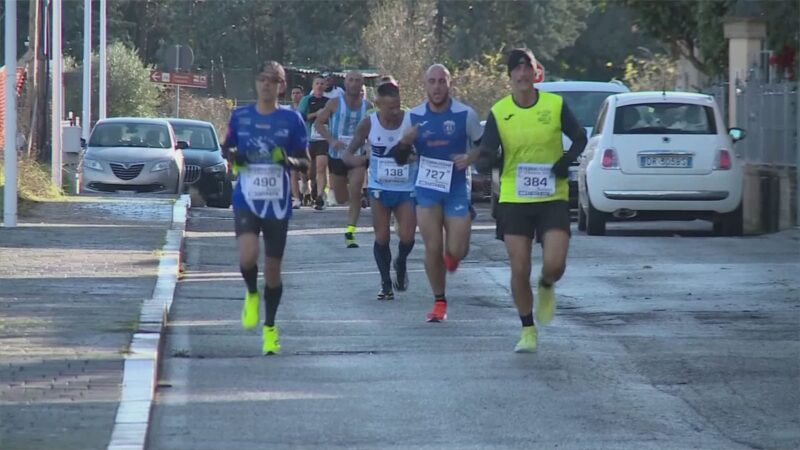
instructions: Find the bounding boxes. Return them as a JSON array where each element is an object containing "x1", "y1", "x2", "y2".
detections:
[{"x1": 107, "y1": 194, "x2": 190, "y2": 450}]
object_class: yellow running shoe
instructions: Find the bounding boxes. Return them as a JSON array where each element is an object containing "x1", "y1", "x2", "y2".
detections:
[
  {"x1": 514, "y1": 326, "x2": 538, "y2": 353},
  {"x1": 262, "y1": 325, "x2": 281, "y2": 355},
  {"x1": 241, "y1": 291, "x2": 260, "y2": 330},
  {"x1": 535, "y1": 280, "x2": 556, "y2": 326},
  {"x1": 345, "y1": 225, "x2": 359, "y2": 248}
]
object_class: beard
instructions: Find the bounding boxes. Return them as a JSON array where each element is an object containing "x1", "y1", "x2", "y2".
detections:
[{"x1": 427, "y1": 92, "x2": 449, "y2": 108}]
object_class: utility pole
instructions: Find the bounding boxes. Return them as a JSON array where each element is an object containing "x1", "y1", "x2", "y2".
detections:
[
  {"x1": 50, "y1": 0, "x2": 63, "y2": 189},
  {"x1": 99, "y1": 0, "x2": 107, "y2": 119},
  {"x1": 4, "y1": 0, "x2": 18, "y2": 227},
  {"x1": 82, "y1": 0, "x2": 92, "y2": 140}
]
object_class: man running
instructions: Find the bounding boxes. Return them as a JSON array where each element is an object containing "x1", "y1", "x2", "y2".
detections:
[
  {"x1": 221, "y1": 61, "x2": 309, "y2": 355},
  {"x1": 298, "y1": 77, "x2": 330, "y2": 209},
  {"x1": 474, "y1": 48, "x2": 587, "y2": 352},
  {"x1": 342, "y1": 77, "x2": 417, "y2": 300},
  {"x1": 395, "y1": 64, "x2": 483, "y2": 322},
  {"x1": 314, "y1": 70, "x2": 372, "y2": 248},
  {"x1": 289, "y1": 85, "x2": 311, "y2": 208}
]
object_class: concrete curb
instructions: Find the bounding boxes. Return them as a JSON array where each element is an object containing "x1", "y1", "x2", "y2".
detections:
[{"x1": 107, "y1": 194, "x2": 190, "y2": 450}]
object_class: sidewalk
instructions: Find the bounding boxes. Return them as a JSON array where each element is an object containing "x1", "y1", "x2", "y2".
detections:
[{"x1": 0, "y1": 196, "x2": 175, "y2": 450}]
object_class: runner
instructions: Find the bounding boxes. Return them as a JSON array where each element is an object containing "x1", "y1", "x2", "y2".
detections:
[
  {"x1": 221, "y1": 61, "x2": 309, "y2": 355},
  {"x1": 289, "y1": 85, "x2": 311, "y2": 208},
  {"x1": 473, "y1": 48, "x2": 587, "y2": 352},
  {"x1": 298, "y1": 77, "x2": 330, "y2": 210},
  {"x1": 342, "y1": 76, "x2": 417, "y2": 300},
  {"x1": 313, "y1": 70, "x2": 372, "y2": 248},
  {"x1": 395, "y1": 64, "x2": 483, "y2": 322}
]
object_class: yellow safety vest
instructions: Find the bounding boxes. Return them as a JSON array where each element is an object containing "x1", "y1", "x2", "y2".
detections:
[{"x1": 491, "y1": 91, "x2": 567, "y2": 203}]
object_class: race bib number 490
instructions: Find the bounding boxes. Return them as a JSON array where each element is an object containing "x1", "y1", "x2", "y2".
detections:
[
  {"x1": 516, "y1": 163, "x2": 555, "y2": 198},
  {"x1": 376, "y1": 158, "x2": 409, "y2": 184},
  {"x1": 243, "y1": 164, "x2": 283, "y2": 201},
  {"x1": 415, "y1": 156, "x2": 453, "y2": 193}
]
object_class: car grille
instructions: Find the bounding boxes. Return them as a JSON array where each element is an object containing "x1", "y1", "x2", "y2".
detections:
[
  {"x1": 110, "y1": 163, "x2": 144, "y2": 181},
  {"x1": 184, "y1": 165, "x2": 201, "y2": 184}
]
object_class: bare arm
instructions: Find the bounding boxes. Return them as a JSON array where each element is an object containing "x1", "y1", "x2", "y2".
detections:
[
  {"x1": 313, "y1": 100, "x2": 339, "y2": 145},
  {"x1": 342, "y1": 117, "x2": 371, "y2": 168}
]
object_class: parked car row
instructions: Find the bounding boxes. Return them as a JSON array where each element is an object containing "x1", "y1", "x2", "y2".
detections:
[
  {"x1": 487, "y1": 80, "x2": 746, "y2": 236},
  {"x1": 80, "y1": 117, "x2": 233, "y2": 208}
]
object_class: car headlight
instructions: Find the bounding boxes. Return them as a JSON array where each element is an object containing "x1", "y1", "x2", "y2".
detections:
[
  {"x1": 151, "y1": 161, "x2": 171, "y2": 172},
  {"x1": 203, "y1": 162, "x2": 227, "y2": 173},
  {"x1": 84, "y1": 159, "x2": 103, "y2": 171}
]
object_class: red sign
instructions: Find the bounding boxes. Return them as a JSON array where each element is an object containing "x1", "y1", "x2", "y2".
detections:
[
  {"x1": 534, "y1": 61, "x2": 545, "y2": 84},
  {"x1": 150, "y1": 71, "x2": 207, "y2": 89}
]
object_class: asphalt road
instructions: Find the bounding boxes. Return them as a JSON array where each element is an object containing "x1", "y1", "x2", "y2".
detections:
[{"x1": 148, "y1": 202, "x2": 800, "y2": 450}]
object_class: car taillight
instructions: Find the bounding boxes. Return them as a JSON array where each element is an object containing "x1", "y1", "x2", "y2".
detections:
[
  {"x1": 601, "y1": 148, "x2": 619, "y2": 169},
  {"x1": 714, "y1": 149, "x2": 731, "y2": 170}
]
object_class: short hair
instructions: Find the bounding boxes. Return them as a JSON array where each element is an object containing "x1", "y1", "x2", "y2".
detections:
[
  {"x1": 376, "y1": 75, "x2": 399, "y2": 97},
  {"x1": 256, "y1": 60, "x2": 285, "y2": 81},
  {"x1": 291, "y1": 85, "x2": 303, "y2": 92},
  {"x1": 425, "y1": 63, "x2": 451, "y2": 80}
]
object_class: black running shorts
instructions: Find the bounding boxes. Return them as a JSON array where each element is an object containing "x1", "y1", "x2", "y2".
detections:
[
  {"x1": 234, "y1": 207, "x2": 289, "y2": 258},
  {"x1": 495, "y1": 200, "x2": 570, "y2": 243}
]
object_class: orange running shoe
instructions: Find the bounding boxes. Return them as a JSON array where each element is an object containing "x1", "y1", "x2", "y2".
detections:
[{"x1": 426, "y1": 300, "x2": 447, "y2": 322}]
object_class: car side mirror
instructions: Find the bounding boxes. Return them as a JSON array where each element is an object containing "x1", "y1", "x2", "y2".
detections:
[
  {"x1": 176, "y1": 140, "x2": 189, "y2": 150},
  {"x1": 80, "y1": 138, "x2": 87, "y2": 149},
  {"x1": 728, "y1": 127, "x2": 745, "y2": 143}
]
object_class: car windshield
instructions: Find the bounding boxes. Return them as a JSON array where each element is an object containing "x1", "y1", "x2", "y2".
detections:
[
  {"x1": 614, "y1": 103, "x2": 717, "y2": 135},
  {"x1": 88, "y1": 123, "x2": 171, "y2": 148},
  {"x1": 550, "y1": 91, "x2": 619, "y2": 127},
  {"x1": 170, "y1": 123, "x2": 219, "y2": 151}
]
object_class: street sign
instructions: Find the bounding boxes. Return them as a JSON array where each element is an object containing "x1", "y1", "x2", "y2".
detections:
[
  {"x1": 150, "y1": 71, "x2": 207, "y2": 89},
  {"x1": 164, "y1": 44, "x2": 194, "y2": 72},
  {"x1": 534, "y1": 61, "x2": 545, "y2": 84}
]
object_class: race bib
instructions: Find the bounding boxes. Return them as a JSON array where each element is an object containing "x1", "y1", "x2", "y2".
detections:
[
  {"x1": 516, "y1": 163, "x2": 555, "y2": 198},
  {"x1": 415, "y1": 156, "x2": 453, "y2": 193},
  {"x1": 376, "y1": 158, "x2": 409, "y2": 184},
  {"x1": 242, "y1": 164, "x2": 284, "y2": 201}
]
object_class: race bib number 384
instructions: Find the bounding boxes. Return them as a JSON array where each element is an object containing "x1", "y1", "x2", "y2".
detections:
[
  {"x1": 516, "y1": 163, "x2": 555, "y2": 198},
  {"x1": 415, "y1": 156, "x2": 453, "y2": 193},
  {"x1": 243, "y1": 164, "x2": 284, "y2": 201}
]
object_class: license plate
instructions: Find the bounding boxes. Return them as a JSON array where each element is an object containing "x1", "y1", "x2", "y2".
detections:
[{"x1": 640, "y1": 155, "x2": 692, "y2": 168}]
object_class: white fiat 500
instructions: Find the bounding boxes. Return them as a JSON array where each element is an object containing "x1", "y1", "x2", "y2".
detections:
[{"x1": 577, "y1": 92, "x2": 746, "y2": 236}]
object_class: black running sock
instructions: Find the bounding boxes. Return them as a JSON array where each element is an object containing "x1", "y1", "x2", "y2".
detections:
[
  {"x1": 373, "y1": 242, "x2": 392, "y2": 287},
  {"x1": 241, "y1": 265, "x2": 258, "y2": 294},
  {"x1": 520, "y1": 312, "x2": 534, "y2": 327},
  {"x1": 396, "y1": 240, "x2": 414, "y2": 272},
  {"x1": 434, "y1": 294, "x2": 446, "y2": 304},
  {"x1": 264, "y1": 284, "x2": 283, "y2": 327}
]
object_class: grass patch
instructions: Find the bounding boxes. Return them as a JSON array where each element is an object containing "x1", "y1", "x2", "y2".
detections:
[{"x1": 0, "y1": 158, "x2": 64, "y2": 212}]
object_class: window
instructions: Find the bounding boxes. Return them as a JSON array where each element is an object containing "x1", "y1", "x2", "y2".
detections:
[
  {"x1": 551, "y1": 91, "x2": 620, "y2": 128},
  {"x1": 593, "y1": 101, "x2": 609, "y2": 137},
  {"x1": 171, "y1": 124, "x2": 218, "y2": 151},
  {"x1": 613, "y1": 103, "x2": 717, "y2": 135},
  {"x1": 89, "y1": 123, "x2": 171, "y2": 148}
]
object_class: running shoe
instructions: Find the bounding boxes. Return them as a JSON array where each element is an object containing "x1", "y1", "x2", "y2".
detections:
[
  {"x1": 426, "y1": 300, "x2": 447, "y2": 322},
  {"x1": 514, "y1": 326, "x2": 538, "y2": 353},
  {"x1": 241, "y1": 291, "x2": 260, "y2": 330},
  {"x1": 262, "y1": 325, "x2": 281, "y2": 355}
]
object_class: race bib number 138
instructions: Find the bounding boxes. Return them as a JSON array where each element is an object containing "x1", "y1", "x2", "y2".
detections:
[{"x1": 516, "y1": 163, "x2": 555, "y2": 198}]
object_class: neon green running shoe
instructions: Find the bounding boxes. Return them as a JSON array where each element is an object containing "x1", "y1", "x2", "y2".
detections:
[
  {"x1": 241, "y1": 291, "x2": 260, "y2": 330},
  {"x1": 262, "y1": 325, "x2": 281, "y2": 355},
  {"x1": 345, "y1": 225, "x2": 358, "y2": 248},
  {"x1": 514, "y1": 326, "x2": 538, "y2": 353},
  {"x1": 535, "y1": 279, "x2": 556, "y2": 326}
]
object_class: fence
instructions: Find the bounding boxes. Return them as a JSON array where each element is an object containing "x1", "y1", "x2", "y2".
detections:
[{"x1": 734, "y1": 81, "x2": 797, "y2": 166}]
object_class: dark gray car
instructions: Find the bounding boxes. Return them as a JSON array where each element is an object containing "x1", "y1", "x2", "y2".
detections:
[{"x1": 167, "y1": 118, "x2": 232, "y2": 208}]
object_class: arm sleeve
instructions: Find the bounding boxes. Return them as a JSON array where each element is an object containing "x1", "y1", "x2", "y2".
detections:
[
  {"x1": 221, "y1": 113, "x2": 238, "y2": 157},
  {"x1": 475, "y1": 112, "x2": 501, "y2": 174},
  {"x1": 560, "y1": 102, "x2": 587, "y2": 162}
]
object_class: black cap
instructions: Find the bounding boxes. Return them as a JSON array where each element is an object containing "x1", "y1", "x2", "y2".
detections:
[{"x1": 507, "y1": 48, "x2": 535, "y2": 75}]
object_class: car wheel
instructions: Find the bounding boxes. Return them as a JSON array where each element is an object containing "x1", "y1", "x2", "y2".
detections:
[
  {"x1": 715, "y1": 203, "x2": 743, "y2": 236},
  {"x1": 577, "y1": 203, "x2": 587, "y2": 232},
  {"x1": 586, "y1": 195, "x2": 606, "y2": 236}
]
